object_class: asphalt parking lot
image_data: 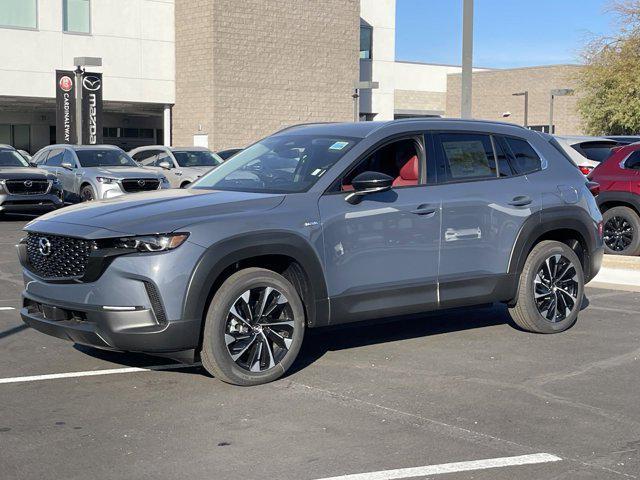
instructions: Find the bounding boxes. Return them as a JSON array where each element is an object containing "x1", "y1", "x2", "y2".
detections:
[{"x1": 1, "y1": 215, "x2": 639, "y2": 480}]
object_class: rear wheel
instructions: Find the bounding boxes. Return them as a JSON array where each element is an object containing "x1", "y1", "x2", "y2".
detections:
[
  {"x1": 80, "y1": 185, "x2": 96, "y2": 202},
  {"x1": 200, "y1": 268, "x2": 305, "y2": 386},
  {"x1": 509, "y1": 240, "x2": 584, "y2": 334},
  {"x1": 602, "y1": 206, "x2": 640, "y2": 256}
]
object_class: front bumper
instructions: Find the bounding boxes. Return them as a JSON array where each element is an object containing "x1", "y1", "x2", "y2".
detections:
[
  {"x1": 19, "y1": 238, "x2": 206, "y2": 353},
  {"x1": 0, "y1": 191, "x2": 64, "y2": 213},
  {"x1": 96, "y1": 179, "x2": 170, "y2": 200},
  {"x1": 21, "y1": 293, "x2": 200, "y2": 353}
]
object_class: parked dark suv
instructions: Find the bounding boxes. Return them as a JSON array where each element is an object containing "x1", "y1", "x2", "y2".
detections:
[
  {"x1": 0, "y1": 144, "x2": 64, "y2": 216},
  {"x1": 18, "y1": 120, "x2": 603, "y2": 385}
]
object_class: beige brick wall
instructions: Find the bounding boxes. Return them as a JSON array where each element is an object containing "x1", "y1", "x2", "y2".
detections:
[
  {"x1": 394, "y1": 90, "x2": 446, "y2": 114},
  {"x1": 174, "y1": 0, "x2": 359, "y2": 149},
  {"x1": 446, "y1": 65, "x2": 584, "y2": 135}
]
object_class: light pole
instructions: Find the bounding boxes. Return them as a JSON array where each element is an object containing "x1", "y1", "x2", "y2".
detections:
[
  {"x1": 549, "y1": 88, "x2": 574, "y2": 134},
  {"x1": 512, "y1": 91, "x2": 528, "y2": 128},
  {"x1": 73, "y1": 56, "x2": 102, "y2": 144},
  {"x1": 353, "y1": 81, "x2": 379, "y2": 122},
  {"x1": 461, "y1": 0, "x2": 474, "y2": 118}
]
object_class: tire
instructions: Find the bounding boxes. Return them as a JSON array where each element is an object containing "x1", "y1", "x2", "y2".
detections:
[
  {"x1": 602, "y1": 206, "x2": 640, "y2": 256},
  {"x1": 509, "y1": 240, "x2": 584, "y2": 334},
  {"x1": 80, "y1": 185, "x2": 96, "y2": 202},
  {"x1": 200, "y1": 267, "x2": 305, "y2": 386}
]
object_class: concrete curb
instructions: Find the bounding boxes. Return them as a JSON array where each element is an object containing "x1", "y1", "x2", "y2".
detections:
[
  {"x1": 590, "y1": 254, "x2": 640, "y2": 292},
  {"x1": 602, "y1": 254, "x2": 640, "y2": 270}
]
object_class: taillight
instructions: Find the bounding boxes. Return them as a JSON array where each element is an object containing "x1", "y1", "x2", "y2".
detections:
[
  {"x1": 586, "y1": 181, "x2": 600, "y2": 196},
  {"x1": 579, "y1": 165, "x2": 593, "y2": 175}
]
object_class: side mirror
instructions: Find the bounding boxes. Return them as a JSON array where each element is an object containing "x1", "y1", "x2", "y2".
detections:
[
  {"x1": 61, "y1": 162, "x2": 74, "y2": 170},
  {"x1": 158, "y1": 161, "x2": 172, "y2": 170},
  {"x1": 28, "y1": 161, "x2": 37, "y2": 167},
  {"x1": 345, "y1": 171, "x2": 393, "y2": 205}
]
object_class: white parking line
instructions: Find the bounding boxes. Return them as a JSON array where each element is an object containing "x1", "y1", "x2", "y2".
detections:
[
  {"x1": 0, "y1": 307, "x2": 15, "y2": 311},
  {"x1": 314, "y1": 453, "x2": 562, "y2": 480},
  {"x1": 0, "y1": 363, "x2": 201, "y2": 385}
]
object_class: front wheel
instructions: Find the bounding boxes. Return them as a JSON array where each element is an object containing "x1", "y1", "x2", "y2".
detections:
[
  {"x1": 200, "y1": 268, "x2": 305, "y2": 386},
  {"x1": 80, "y1": 185, "x2": 96, "y2": 202},
  {"x1": 509, "y1": 240, "x2": 584, "y2": 334}
]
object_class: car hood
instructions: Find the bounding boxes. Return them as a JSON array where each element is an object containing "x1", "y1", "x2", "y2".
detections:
[
  {"x1": 181, "y1": 165, "x2": 217, "y2": 177},
  {"x1": 0, "y1": 167, "x2": 54, "y2": 180},
  {"x1": 85, "y1": 166, "x2": 163, "y2": 179},
  {"x1": 25, "y1": 188, "x2": 285, "y2": 237}
]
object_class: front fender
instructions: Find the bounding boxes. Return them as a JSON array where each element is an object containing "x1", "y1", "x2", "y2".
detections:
[{"x1": 182, "y1": 231, "x2": 329, "y2": 335}]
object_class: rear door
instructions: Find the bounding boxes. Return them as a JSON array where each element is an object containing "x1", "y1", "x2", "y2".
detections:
[{"x1": 434, "y1": 132, "x2": 542, "y2": 308}]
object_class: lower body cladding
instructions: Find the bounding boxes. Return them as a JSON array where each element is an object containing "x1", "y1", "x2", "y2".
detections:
[
  {"x1": 19, "y1": 240, "x2": 205, "y2": 360},
  {"x1": 0, "y1": 192, "x2": 64, "y2": 214}
]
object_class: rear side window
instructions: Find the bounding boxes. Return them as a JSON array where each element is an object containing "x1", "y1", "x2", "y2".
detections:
[
  {"x1": 624, "y1": 150, "x2": 640, "y2": 170},
  {"x1": 503, "y1": 137, "x2": 541, "y2": 174},
  {"x1": 573, "y1": 141, "x2": 615, "y2": 163},
  {"x1": 493, "y1": 139, "x2": 514, "y2": 177},
  {"x1": 132, "y1": 150, "x2": 157, "y2": 163},
  {"x1": 438, "y1": 133, "x2": 497, "y2": 181}
]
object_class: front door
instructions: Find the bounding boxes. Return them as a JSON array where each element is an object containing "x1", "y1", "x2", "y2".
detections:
[
  {"x1": 318, "y1": 137, "x2": 440, "y2": 324},
  {"x1": 57, "y1": 149, "x2": 81, "y2": 200}
]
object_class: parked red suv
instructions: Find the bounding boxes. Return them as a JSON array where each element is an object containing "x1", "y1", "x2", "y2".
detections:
[{"x1": 589, "y1": 143, "x2": 640, "y2": 255}]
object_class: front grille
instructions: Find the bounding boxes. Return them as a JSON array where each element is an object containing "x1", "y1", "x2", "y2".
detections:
[
  {"x1": 5, "y1": 179, "x2": 50, "y2": 195},
  {"x1": 121, "y1": 178, "x2": 160, "y2": 193},
  {"x1": 26, "y1": 233, "x2": 96, "y2": 279}
]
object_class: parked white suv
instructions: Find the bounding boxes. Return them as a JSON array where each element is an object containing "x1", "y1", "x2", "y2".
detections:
[
  {"x1": 130, "y1": 146, "x2": 223, "y2": 188},
  {"x1": 553, "y1": 136, "x2": 618, "y2": 175}
]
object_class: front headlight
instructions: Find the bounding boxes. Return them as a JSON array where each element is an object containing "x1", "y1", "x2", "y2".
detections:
[
  {"x1": 96, "y1": 177, "x2": 118, "y2": 184},
  {"x1": 114, "y1": 233, "x2": 189, "y2": 252}
]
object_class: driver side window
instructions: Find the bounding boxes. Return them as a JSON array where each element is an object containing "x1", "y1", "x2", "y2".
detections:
[{"x1": 339, "y1": 138, "x2": 423, "y2": 191}]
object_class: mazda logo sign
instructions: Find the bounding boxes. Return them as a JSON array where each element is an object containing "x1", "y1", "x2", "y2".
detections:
[
  {"x1": 82, "y1": 75, "x2": 102, "y2": 92},
  {"x1": 38, "y1": 237, "x2": 52, "y2": 257},
  {"x1": 138, "y1": 179, "x2": 146, "y2": 187},
  {"x1": 24, "y1": 180, "x2": 33, "y2": 188}
]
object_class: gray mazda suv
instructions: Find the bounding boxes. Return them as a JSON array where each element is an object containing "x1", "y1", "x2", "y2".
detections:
[
  {"x1": 32, "y1": 144, "x2": 170, "y2": 202},
  {"x1": 18, "y1": 119, "x2": 603, "y2": 385}
]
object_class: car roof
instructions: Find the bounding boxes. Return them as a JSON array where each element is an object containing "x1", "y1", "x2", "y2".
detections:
[
  {"x1": 130, "y1": 145, "x2": 210, "y2": 152},
  {"x1": 0, "y1": 144, "x2": 16, "y2": 150},
  {"x1": 45, "y1": 144, "x2": 123, "y2": 151},
  {"x1": 554, "y1": 135, "x2": 617, "y2": 144},
  {"x1": 274, "y1": 118, "x2": 527, "y2": 139}
]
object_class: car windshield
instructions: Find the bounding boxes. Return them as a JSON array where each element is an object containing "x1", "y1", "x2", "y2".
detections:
[
  {"x1": 173, "y1": 151, "x2": 223, "y2": 168},
  {"x1": 76, "y1": 150, "x2": 138, "y2": 168},
  {"x1": 192, "y1": 134, "x2": 358, "y2": 193},
  {"x1": 0, "y1": 150, "x2": 30, "y2": 167}
]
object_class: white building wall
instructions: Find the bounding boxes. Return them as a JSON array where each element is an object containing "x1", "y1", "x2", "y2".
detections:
[
  {"x1": 360, "y1": 0, "x2": 396, "y2": 120},
  {"x1": 0, "y1": 0, "x2": 175, "y2": 104}
]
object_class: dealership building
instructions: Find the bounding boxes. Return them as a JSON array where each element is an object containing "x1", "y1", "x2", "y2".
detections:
[{"x1": 0, "y1": 0, "x2": 584, "y2": 154}]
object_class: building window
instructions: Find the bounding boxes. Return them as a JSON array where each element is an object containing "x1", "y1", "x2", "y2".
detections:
[
  {"x1": 0, "y1": 0, "x2": 37, "y2": 29},
  {"x1": 0, "y1": 124, "x2": 31, "y2": 152},
  {"x1": 63, "y1": 0, "x2": 90, "y2": 34},
  {"x1": 360, "y1": 25, "x2": 372, "y2": 60}
]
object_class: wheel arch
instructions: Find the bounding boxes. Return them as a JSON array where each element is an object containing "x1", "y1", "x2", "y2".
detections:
[
  {"x1": 597, "y1": 191, "x2": 640, "y2": 217},
  {"x1": 507, "y1": 208, "x2": 599, "y2": 302},
  {"x1": 182, "y1": 231, "x2": 329, "y2": 346}
]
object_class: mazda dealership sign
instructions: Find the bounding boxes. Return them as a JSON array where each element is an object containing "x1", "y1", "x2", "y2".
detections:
[
  {"x1": 55, "y1": 70, "x2": 77, "y2": 144},
  {"x1": 81, "y1": 73, "x2": 103, "y2": 144},
  {"x1": 55, "y1": 69, "x2": 103, "y2": 145}
]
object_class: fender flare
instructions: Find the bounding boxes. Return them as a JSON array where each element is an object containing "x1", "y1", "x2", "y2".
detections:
[
  {"x1": 508, "y1": 207, "x2": 599, "y2": 281},
  {"x1": 596, "y1": 191, "x2": 640, "y2": 214},
  {"x1": 182, "y1": 231, "x2": 329, "y2": 333}
]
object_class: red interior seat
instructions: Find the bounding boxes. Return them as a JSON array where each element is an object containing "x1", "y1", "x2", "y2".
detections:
[{"x1": 393, "y1": 155, "x2": 419, "y2": 187}]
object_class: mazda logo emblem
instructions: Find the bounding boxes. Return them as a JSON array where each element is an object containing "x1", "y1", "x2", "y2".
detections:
[
  {"x1": 38, "y1": 237, "x2": 52, "y2": 257},
  {"x1": 24, "y1": 180, "x2": 33, "y2": 188},
  {"x1": 82, "y1": 75, "x2": 102, "y2": 92},
  {"x1": 138, "y1": 179, "x2": 146, "y2": 187}
]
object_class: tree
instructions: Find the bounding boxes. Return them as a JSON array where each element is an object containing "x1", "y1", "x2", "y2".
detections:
[{"x1": 578, "y1": 0, "x2": 640, "y2": 135}]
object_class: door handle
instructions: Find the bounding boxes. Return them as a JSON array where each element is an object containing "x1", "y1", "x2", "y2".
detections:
[
  {"x1": 410, "y1": 204, "x2": 437, "y2": 216},
  {"x1": 175, "y1": 171, "x2": 183, "y2": 176},
  {"x1": 508, "y1": 195, "x2": 532, "y2": 207}
]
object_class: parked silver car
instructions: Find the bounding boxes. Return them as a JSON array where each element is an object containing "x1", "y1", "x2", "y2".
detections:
[
  {"x1": 553, "y1": 135, "x2": 618, "y2": 175},
  {"x1": 32, "y1": 144, "x2": 170, "y2": 202},
  {"x1": 129, "y1": 146, "x2": 223, "y2": 188}
]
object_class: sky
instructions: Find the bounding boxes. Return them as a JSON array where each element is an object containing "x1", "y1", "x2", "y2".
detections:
[{"x1": 395, "y1": 0, "x2": 614, "y2": 68}]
